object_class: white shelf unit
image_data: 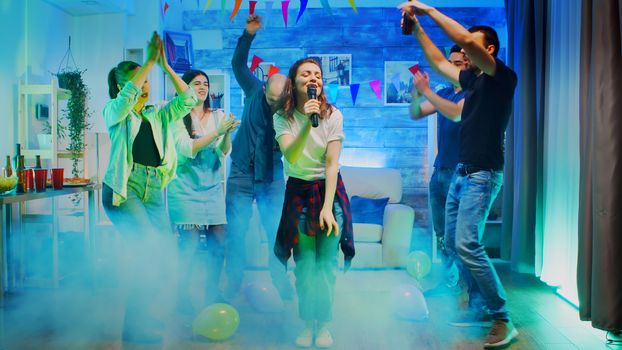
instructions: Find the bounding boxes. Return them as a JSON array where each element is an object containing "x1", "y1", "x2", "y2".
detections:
[{"x1": 14, "y1": 77, "x2": 93, "y2": 288}]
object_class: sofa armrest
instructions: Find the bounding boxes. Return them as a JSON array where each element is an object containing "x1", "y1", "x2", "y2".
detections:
[{"x1": 381, "y1": 203, "x2": 415, "y2": 267}]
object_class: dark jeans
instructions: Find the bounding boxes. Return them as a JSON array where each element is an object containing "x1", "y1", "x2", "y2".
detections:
[
  {"x1": 429, "y1": 167, "x2": 459, "y2": 287},
  {"x1": 102, "y1": 164, "x2": 176, "y2": 330},
  {"x1": 445, "y1": 164, "x2": 506, "y2": 319},
  {"x1": 224, "y1": 162, "x2": 288, "y2": 295},
  {"x1": 177, "y1": 225, "x2": 225, "y2": 305}
]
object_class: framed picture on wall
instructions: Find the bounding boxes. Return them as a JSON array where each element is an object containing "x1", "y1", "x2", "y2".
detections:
[
  {"x1": 384, "y1": 61, "x2": 417, "y2": 106},
  {"x1": 165, "y1": 70, "x2": 230, "y2": 114},
  {"x1": 241, "y1": 61, "x2": 275, "y2": 106},
  {"x1": 307, "y1": 54, "x2": 351, "y2": 86},
  {"x1": 163, "y1": 30, "x2": 194, "y2": 73}
]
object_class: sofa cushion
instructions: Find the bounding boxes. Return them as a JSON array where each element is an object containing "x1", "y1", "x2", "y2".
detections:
[
  {"x1": 350, "y1": 195, "x2": 389, "y2": 225},
  {"x1": 340, "y1": 166, "x2": 403, "y2": 203},
  {"x1": 352, "y1": 223, "x2": 383, "y2": 242}
]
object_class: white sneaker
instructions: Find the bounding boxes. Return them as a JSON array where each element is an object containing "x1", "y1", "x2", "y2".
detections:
[
  {"x1": 295, "y1": 327, "x2": 313, "y2": 348},
  {"x1": 315, "y1": 328, "x2": 334, "y2": 348}
]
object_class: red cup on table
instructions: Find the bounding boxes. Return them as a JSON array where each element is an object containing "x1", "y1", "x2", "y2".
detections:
[
  {"x1": 34, "y1": 168, "x2": 48, "y2": 192},
  {"x1": 25, "y1": 169, "x2": 34, "y2": 192},
  {"x1": 51, "y1": 168, "x2": 64, "y2": 190}
]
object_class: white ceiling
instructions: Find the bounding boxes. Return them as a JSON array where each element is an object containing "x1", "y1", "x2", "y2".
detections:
[{"x1": 41, "y1": 0, "x2": 132, "y2": 16}]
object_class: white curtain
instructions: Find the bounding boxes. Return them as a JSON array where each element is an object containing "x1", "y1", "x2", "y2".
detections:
[{"x1": 537, "y1": 0, "x2": 581, "y2": 304}]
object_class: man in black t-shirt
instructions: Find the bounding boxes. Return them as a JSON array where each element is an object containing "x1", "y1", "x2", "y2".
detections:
[{"x1": 400, "y1": 1, "x2": 518, "y2": 348}]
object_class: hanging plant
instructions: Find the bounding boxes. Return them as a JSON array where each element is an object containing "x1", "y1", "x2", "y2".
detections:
[
  {"x1": 54, "y1": 36, "x2": 91, "y2": 179},
  {"x1": 56, "y1": 69, "x2": 91, "y2": 179}
]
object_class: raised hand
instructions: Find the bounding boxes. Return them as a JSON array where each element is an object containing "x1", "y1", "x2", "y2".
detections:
[
  {"x1": 397, "y1": 1, "x2": 434, "y2": 16},
  {"x1": 156, "y1": 35, "x2": 169, "y2": 69},
  {"x1": 146, "y1": 31, "x2": 161, "y2": 63},
  {"x1": 245, "y1": 14, "x2": 262, "y2": 35},
  {"x1": 413, "y1": 71, "x2": 431, "y2": 94}
]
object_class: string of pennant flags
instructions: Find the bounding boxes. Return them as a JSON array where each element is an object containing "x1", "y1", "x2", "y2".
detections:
[
  {"x1": 162, "y1": 1, "x2": 451, "y2": 106},
  {"x1": 251, "y1": 54, "x2": 422, "y2": 106},
  {"x1": 163, "y1": 0, "x2": 358, "y2": 24}
]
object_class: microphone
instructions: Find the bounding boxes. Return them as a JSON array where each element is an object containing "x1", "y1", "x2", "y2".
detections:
[{"x1": 307, "y1": 84, "x2": 319, "y2": 128}]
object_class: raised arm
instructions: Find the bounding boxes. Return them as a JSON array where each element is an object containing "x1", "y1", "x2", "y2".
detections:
[
  {"x1": 231, "y1": 15, "x2": 263, "y2": 94},
  {"x1": 409, "y1": 16, "x2": 460, "y2": 86},
  {"x1": 103, "y1": 33, "x2": 160, "y2": 127},
  {"x1": 158, "y1": 38, "x2": 189, "y2": 95},
  {"x1": 411, "y1": 71, "x2": 462, "y2": 121},
  {"x1": 400, "y1": 1, "x2": 497, "y2": 76}
]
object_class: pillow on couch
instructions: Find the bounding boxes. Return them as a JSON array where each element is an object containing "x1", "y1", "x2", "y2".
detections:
[{"x1": 349, "y1": 196, "x2": 390, "y2": 225}]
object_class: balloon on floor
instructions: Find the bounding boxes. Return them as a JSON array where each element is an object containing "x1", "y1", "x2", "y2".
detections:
[
  {"x1": 244, "y1": 281, "x2": 284, "y2": 312},
  {"x1": 192, "y1": 303, "x2": 240, "y2": 340},
  {"x1": 391, "y1": 284, "x2": 429, "y2": 321},
  {"x1": 406, "y1": 251, "x2": 432, "y2": 280}
]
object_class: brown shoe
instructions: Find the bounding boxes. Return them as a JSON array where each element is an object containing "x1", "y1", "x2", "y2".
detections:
[{"x1": 484, "y1": 320, "x2": 518, "y2": 348}]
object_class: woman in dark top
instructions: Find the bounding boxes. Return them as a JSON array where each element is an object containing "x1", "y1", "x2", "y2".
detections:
[{"x1": 101, "y1": 31, "x2": 197, "y2": 343}]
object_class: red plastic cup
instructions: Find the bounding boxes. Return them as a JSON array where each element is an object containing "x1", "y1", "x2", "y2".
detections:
[
  {"x1": 51, "y1": 168, "x2": 64, "y2": 190},
  {"x1": 34, "y1": 168, "x2": 48, "y2": 192},
  {"x1": 25, "y1": 169, "x2": 34, "y2": 192}
]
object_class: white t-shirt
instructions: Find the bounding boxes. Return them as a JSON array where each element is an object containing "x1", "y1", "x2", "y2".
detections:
[{"x1": 273, "y1": 107, "x2": 345, "y2": 181}]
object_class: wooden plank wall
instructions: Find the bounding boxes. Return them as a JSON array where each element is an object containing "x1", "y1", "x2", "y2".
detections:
[{"x1": 182, "y1": 7, "x2": 507, "y2": 226}]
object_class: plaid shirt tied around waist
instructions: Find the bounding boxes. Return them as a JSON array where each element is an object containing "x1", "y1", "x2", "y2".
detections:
[{"x1": 274, "y1": 173, "x2": 355, "y2": 270}]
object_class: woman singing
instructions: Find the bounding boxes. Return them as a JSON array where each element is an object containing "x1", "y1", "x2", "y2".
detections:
[{"x1": 273, "y1": 58, "x2": 354, "y2": 349}]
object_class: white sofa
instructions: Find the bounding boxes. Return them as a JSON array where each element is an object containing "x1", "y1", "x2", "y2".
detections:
[
  {"x1": 339, "y1": 166, "x2": 415, "y2": 268},
  {"x1": 245, "y1": 166, "x2": 415, "y2": 269}
]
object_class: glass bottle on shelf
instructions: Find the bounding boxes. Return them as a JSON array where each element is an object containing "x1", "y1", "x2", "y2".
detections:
[
  {"x1": 4, "y1": 155, "x2": 13, "y2": 177},
  {"x1": 16, "y1": 155, "x2": 27, "y2": 193},
  {"x1": 35, "y1": 155, "x2": 42, "y2": 169}
]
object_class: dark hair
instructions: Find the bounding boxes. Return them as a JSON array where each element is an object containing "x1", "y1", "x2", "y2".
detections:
[
  {"x1": 181, "y1": 69, "x2": 211, "y2": 139},
  {"x1": 276, "y1": 58, "x2": 332, "y2": 121},
  {"x1": 450, "y1": 44, "x2": 463, "y2": 54},
  {"x1": 107, "y1": 61, "x2": 140, "y2": 99},
  {"x1": 468, "y1": 25, "x2": 500, "y2": 57}
]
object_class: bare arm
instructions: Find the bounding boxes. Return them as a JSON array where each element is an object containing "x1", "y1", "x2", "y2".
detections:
[
  {"x1": 319, "y1": 140, "x2": 342, "y2": 237},
  {"x1": 400, "y1": 1, "x2": 497, "y2": 76},
  {"x1": 412, "y1": 20, "x2": 461, "y2": 86}
]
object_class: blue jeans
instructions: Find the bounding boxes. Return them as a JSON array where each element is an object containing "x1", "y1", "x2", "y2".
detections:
[
  {"x1": 224, "y1": 162, "x2": 288, "y2": 295},
  {"x1": 444, "y1": 165, "x2": 507, "y2": 320},
  {"x1": 293, "y1": 201, "x2": 344, "y2": 322},
  {"x1": 429, "y1": 167, "x2": 459, "y2": 287},
  {"x1": 102, "y1": 163, "x2": 176, "y2": 327}
]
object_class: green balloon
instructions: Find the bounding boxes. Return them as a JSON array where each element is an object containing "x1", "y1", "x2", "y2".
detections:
[
  {"x1": 192, "y1": 303, "x2": 240, "y2": 341},
  {"x1": 406, "y1": 251, "x2": 432, "y2": 280}
]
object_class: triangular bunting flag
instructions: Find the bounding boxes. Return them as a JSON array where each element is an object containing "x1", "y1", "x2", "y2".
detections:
[
  {"x1": 348, "y1": 0, "x2": 358, "y2": 13},
  {"x1": 350, "y1": 84, "x2": 360, "y2": 105},
  {"x1": 203, "y1": 0, "x2": 213, "y2": 12},
  {"x1": 230, "y1": 0, "x2": 243, "y2": 21},
  {"x1": 163, "y1": 1, "x2": 169, "y2": 14},
  {"x1": 443, "y1": 46, "x2": 451, "y2": 57},
  {"x1": 296, "y1": 0, "x2": 309, "y2": 24},
  {"x1": 196, "y1": 0, "x2": 199, "y2": 9},
  {"x1": 249, "y1": 0, "x2": 258, "y2": 15},
  {"x1": 320, "y1": 0, "x2": 333, "y2": 16},
  {"x1": 268, "y1": 65, "x2": 281, "y2": 78},
  {"x1": 326, "y1": 84, "x2": 339, "y2": 104},
  {"x1": 265, "y1": 1, "x2": 274, "y2": 27},
  {"x1": 250, "y1": 55, "x2": 264, "y2": 73},
  {"x1": 369, "y1": 80, "x2": 382, "y2": 100},
  {"x1": 281, "y1": 1, "x2": 290, "y2": 28},
  {"x1": 391, "y1": 73, "x2": 400, "y2": 92},
  {"x1": 408, "y1": 64, "x2": 420, "y2": 76},
  {"x1": 220, "y1": 0, "x2": 226, "y2": 18}
]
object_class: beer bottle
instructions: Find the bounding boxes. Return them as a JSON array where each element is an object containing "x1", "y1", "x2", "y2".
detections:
[
  {"x1": 4, "y1": 155, "x2": 12, "y2": 177},
  {"x1": 16, "y1": 155, "x2": 27, "y2": 193},
  {"x1": 35, "y1": 155, "x2": 42, "y2": 169}
]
